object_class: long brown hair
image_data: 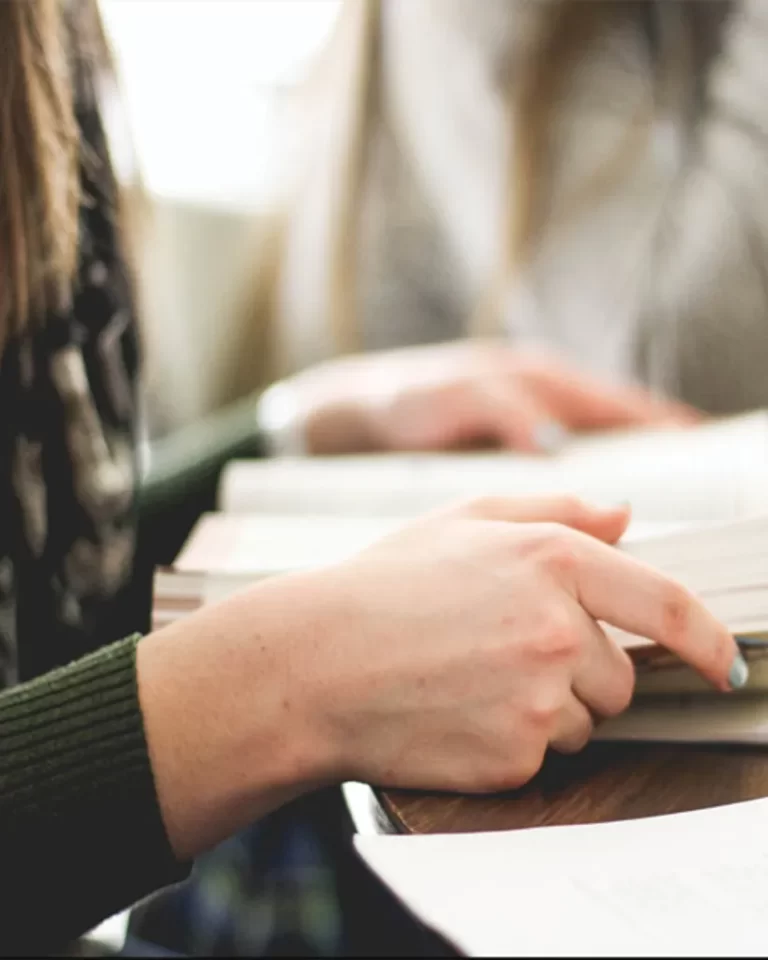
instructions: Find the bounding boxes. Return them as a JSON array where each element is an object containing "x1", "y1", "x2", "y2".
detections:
[{"x1": 0, "y1": 0, "x2": 116, "y2": 350}]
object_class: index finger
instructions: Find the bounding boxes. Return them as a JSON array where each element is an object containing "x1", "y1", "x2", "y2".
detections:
[{"x1": 564, "y1": 530, "x2": 743, "y2": 692}]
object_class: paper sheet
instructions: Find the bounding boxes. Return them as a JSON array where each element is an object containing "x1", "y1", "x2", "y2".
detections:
[{"x1": 355, "y1": 797, "x2": 768, "y2": 956}]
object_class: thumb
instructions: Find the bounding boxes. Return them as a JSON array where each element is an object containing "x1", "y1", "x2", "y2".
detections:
[{"x1": 463, "y1": 495, "x2": 632, "y2": 544}]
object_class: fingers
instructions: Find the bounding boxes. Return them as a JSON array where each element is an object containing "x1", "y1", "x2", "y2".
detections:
[
  {"x1": 458, "y1": 371, "x2": 697, "y2": 456},
  {"x1": 519, "y1": 359, "x2": 703, "y2": 430},
  {"x1": 549, "y1": 694, "x2": 595, "y2": 754},
  {"x1": 570, "y1": 605, "x2": 636, "y2": 718},
  {"x1": 541, "y1": 603, "x2": 634, "y2": 756},
  {"x1": 562, "y1": 529, "x2": 741, "y2": 692},
  {"x1": 463, "y1": 495, "x2": 631, "y2": 545},
  {"x1": 468, "y1": 379, "x2": 562, "y2": 453},
  {"x1": 384, "y1": 377, "x2": 557, "y2": 453}
]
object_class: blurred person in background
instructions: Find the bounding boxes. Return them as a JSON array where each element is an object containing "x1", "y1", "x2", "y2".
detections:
[{"x1": 233, "y1": 0, "x2": 768, "y2": 434}]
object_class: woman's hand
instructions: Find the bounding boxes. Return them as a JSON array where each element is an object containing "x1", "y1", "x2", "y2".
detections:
[
  {"x1": 302, "y1": 496, "x2": 739, "y2": 793},
  {"x1": 139, "y1": 497, "x2": 741, "y2": 860},
  {"x1": 281, "y1": 340, "x2": 699, "y2": 454}
]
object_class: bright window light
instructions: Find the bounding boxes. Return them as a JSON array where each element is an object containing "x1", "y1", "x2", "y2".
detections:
[{"x1": 99, "y1": 0, "x2": 341, "y2": 209}]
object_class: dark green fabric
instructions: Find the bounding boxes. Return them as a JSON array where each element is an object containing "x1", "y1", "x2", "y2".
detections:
[
  {"x1": 138, "y1": 394, "x2": 266, "y2": 567},
  {"x1": 0, "y1": 634, "x2": 190, "y2": 955}
]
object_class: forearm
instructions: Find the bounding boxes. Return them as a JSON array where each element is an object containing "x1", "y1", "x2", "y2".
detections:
[
  {"x1": 0, "y1": 637, "x2": 189, "y2": 954},
  {"x1": 0, "y1": 570, "x2": 340, "y2": 952},
  {"x1": 136, "y1": 570, "x2": 336, "y2": 861},
  {"x1": 636, "y1": 0, "x2": 768, "y2": 414}
]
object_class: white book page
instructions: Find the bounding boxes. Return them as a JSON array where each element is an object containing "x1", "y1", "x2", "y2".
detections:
[
  {"x1": 175, "y1": 512, "x2": 407, "y2": 575},
  {"x1": 355, "y1": 797, "x2": 768, "y2": 956},
  {"x1": 615, "y1": 513, "x2": 768, "y2": 640},
  {"x1": 220, "y1": 412, "x2": 768, "y2": 522}
]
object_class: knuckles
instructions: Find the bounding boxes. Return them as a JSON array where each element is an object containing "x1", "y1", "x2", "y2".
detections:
[
  {"x1": 555, "y1": 721, "x2": 593, "y2": 756},
  {"x1": 522, "y1": 693, "x2": 563, "y2": 732},
  {"x1": 525, "y1": 608, "x2": 583, "y2": 664},
  {"x1": 530, "y1": 527, "x2": 581, "y2": 579},
  {"x1": 606, "y1": 652, "x2": 636, "y2": 717}
]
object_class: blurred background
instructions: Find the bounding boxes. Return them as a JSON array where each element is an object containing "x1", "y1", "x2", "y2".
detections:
[
  {"x1": 100, "y1": 0, "x2": 342, "y2": 436},
  {"x1": 101, "y1": 0, "x2": 766, "y2": 448}
]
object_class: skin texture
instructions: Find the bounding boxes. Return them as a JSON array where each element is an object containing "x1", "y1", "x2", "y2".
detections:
[
  {"x1": 287, "y1": 341, "x2": 700, "y2": 455},
  {"x1": 137, "y1": 496, "x2": 739, "y2": 862}
]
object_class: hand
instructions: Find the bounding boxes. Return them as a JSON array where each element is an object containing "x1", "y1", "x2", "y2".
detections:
[
  {"x1": 286, "y1": 340, "x2": 700, "y2": 454},
  {"x1": 139, "y1": 497, "x2": 741, "y2": 860},
  {"x1": 301, "y1": 496, "x2": 740, "y2": 794}
]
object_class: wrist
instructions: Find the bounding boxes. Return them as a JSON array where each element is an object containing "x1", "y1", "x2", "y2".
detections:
[
  {"x1": 137, "y1": 572, "x2": 340, "y2": 860},
  {"x1": 237, "y1": 570, "x2": 349, "y2": 787}
]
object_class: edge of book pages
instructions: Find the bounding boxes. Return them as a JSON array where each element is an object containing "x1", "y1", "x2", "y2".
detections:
[{"x1": 217, "y1": 411, "x2": 768, "y2": 524}]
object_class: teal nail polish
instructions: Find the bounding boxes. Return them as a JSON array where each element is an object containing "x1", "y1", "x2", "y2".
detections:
[
  {"x1": 534, "y1": 421, "x2": 568, "y2": 454},
  {"x1": 729, "y1": 652, "x2": 749, "y2": 690}
]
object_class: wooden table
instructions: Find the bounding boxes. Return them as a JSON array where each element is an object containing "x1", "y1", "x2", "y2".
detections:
[{"x1": 367, "y1": 741, "x2": 768, "y2": 835}]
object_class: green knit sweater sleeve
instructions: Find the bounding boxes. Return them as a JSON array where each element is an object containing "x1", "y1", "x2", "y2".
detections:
[{"x1": 0, "y1": 635, "x2": 191, "y2": 954}]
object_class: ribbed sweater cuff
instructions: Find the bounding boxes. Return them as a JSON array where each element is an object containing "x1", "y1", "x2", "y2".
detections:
[{"x1": 0, "y1": 635, "x2": 191, "y2": 952}]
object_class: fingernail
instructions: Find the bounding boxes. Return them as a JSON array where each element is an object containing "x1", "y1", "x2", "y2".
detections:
[
  {"x1": 729, "y1": 651, "x2": 749, "y2": 690},
  {"x1": 533, "y1": 420, "x2": 568, "y2": 454}
]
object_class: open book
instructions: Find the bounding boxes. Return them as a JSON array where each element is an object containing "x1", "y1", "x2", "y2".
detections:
[{"x1": 219, "y1": 411, "x2": 768, "y2": 524}]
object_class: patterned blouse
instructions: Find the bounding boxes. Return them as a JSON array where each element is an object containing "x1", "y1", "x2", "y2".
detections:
[{"x1": 0, "y1": 61, "x2": 148, "y2": 690}]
